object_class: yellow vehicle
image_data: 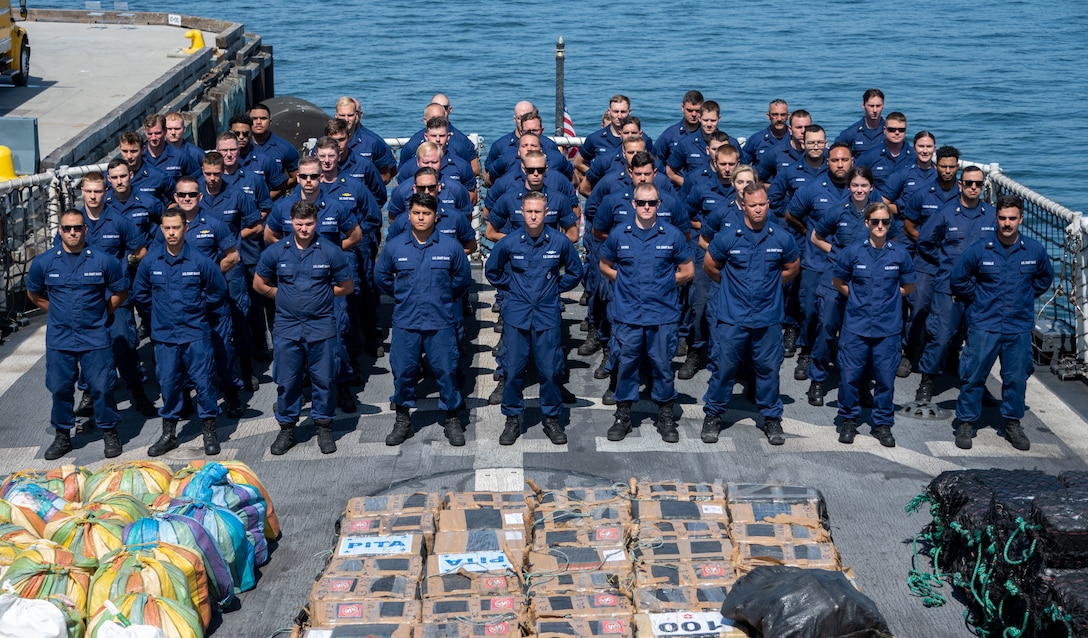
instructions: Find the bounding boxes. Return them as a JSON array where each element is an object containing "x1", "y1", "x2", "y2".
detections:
[{"x1": 1, "y1": 0, "x2": 29, "y2": 86}]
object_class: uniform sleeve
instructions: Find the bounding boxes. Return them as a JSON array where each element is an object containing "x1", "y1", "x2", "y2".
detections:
[
  {"x1": 387, "y1": 185, "x2": 408, "y2": 220},
  {"x1": 255, "y1": 247, "x2": 277, "y2": 283},
  {"x1": 449, "y1": 245, "x2": 472, "y2": 300},
  {"x1": 336, "y1": 203, "x2": 359, "y2": 237},
  {"x1": 558, "y1": 199, "x2": 578, "y2": 231},
  {"x1": 215, "y1": 221, "x2": 238, "y2": 253},
  {"x1": 707, "y1": 233, "x2": 730, "y2": 266},
  {"x1": 673, "y1": 230, "x2": 693, "y2": 264},
  {"x1": 281, "y1": 142, "x2": 301, "y2": 173},
  {"x1": 239, "y1": 194, "x2": 262, "y2": 229},
  {"x1": 26, "y1": 256, "x2": 46, "y2": 295},
  {"x1": 104, "y1": 255, "x2": 128, "y2": 294},
  {"x1": 950, "y1": 245, "x2": 977, "y2": 301},
  {"x1": 451, "y1": 183, "x2": 473, "y2": 216},
  {"x1": 599, "y1": 232, "x2": 619, "y2": 264},
  {"x1": 398, "y1": 132, "x2": 424, "y2": 168},
  {"x1": 252, "y1": 179, "x2": 272, "y2": 213},
  {"x1": 593, "y1": 196, "x2": 617, "y2": 234},
  {"x1": 358, "y1": 188, "x2": 383, "y2": 238},
  {"x1": 813, "y1": 211, "x2": 839, "y2": 240},
  {"x1": 483, "y1": 241, "x2": 509, "y2": 291},
  {"x1": 455, "y1": 214, "x2": 475, "y2": 246},
  {"x1": 898, "y1": 247, "x2": 917, "y2": 286},
  {"x1": 832, "y1": 245, "x2": 854, "y2": 282},
  {"x1": 386, "y1": 215, "x2": 406, "y2": 241},
  {"x1": 265, "y1": 204, "x2": 286, "y2": 236},
  {"x1": 901, "y1": 189, "x2": 927, "y2": 224},
  {"x1": 488, "y1": 200, "x2": 510, "y2": 234},
  {"x1": 585, "y1": 155, "x2": 607, "y2": 188},
  {"x1": 701, "y1": 210, "x2": 721, "y2": 244},
  {"x1": 330, "y1": 247, "x2": 353, "y2": 285},
  {"x1": 456, "y1": 159, "x2": 476, "y2": 193},
  {"x1": 204, "y1": 259, "x2": 229, "y2": 311},
  {"x1": 781, "y1": 231, "x2": 800, "y2": 264},
  {"x1": 559, "y1": 239, "x2": 585, "y2": 293},
  {"x1": 767, "y1": 170, "x2": 790, "y2": 221},
  {"x1": 132, "y1": 258, "x2": 152, "y2": 313},
  {"x1": 916, "y1": 211, "x2": 945, "y2": 266},
  {"x1": 1032, "y1": 244, "x2": 1055, "y2": 297},
  {"x1": 787, "y1": 185, "x2": 811, "y2": 224},
  {"x1": 373, "y1": 246, "x2": 396, "y2": 297},
  {"x1": 552, "y1": 152, "x2": 575, "y2": 180},
  {"x1": 360, "y1": 161, "x2": 387, "y2": 206},
  {"x1": 120, "y1": 216, "x2": 148, "y2": 252}
]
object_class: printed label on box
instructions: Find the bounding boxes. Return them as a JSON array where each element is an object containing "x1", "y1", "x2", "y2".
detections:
[
  {"x1": 595, "y1": 594, "x2": 618, "y2": 607},
  {"x1": 435, "y1": 550, "x2": 513, "y2": 573},
  {"x1": 647, "y1": 612, "x2": 736, "y2": 636},
  {"x1": 504, "y1": 512, "x2": 524, "y2": 526},
  {"x1": 602, "y1": 619, "x2": 627, "y2": 634},
  {"x1": 595, "y1": 527, "x2": 620, "y2": 541},
  {"x1": 700, "y1": 504, "x2": 724, "y2": 515},
  {"x1": 337, "y1": 534, "x2": 414, "y2": 556}
]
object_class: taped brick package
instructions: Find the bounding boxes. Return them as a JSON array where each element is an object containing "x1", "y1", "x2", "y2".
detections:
[
  {"x1": 635, "y1": 560, "x2": 737, "y2": 589},
  {"x1": 297, "y1": 624, "x2": 415, "y2": 638},
  {"x1": 415, "y1": 617, "x2": 524, "y2": 637},
  {"x1": 426, "y1": 549, "x2": 520, "y2": 577},
  {"x1": 532, "y1": 503, "x2": 633, "y2": 531},
  {"x1": 636, "y1": 481, "x2": 728, "y2": 502},
  {"x1": 320, "y1": 555, "x2": 424, "y2": 580},
  {"x1": 637, "y1": 520, "x2": 731, "y2": 541},
  {"x1": 633, "y1": 611, "x2": 751, "y2": 637},
  {"x1": 306, "y1": 599, "x2": 422, "y2": 626},
  {"x1": 725, "y1": 483, "x2": 831, "y2": 532},
  {"x1": 732, "y1": 541, "x2": 842, "y2": 571},
  {"x1": 524, "y1": 570, "x2": 633, "y2": 597},
  {"x1": 727, "y1": 501, "x2": 824, "y2": 529},
  {"x1": 633, "y1": 584, "x2": 732, "y2": 612},
  {"x1": 444, "y1": 491, "x2": 536, "y2": 511},
  {"x1": 422, "y1": 594, "x2": 527, "y2": 621},
  {"x1": 433, "y1": 529, "x2": 527, "y2": 568},
  {"x1": 343, "y1": 493, "x2": 441, "y2": 517},
  {"x1": 421, "y1": 570, "x2": 523, "y2": 599},
  {"x1": 634, "y1": 538, "x2": 733, "y2": 564},
  {"x1": 530, "y1": 525, "x2": 626, "y2": 551},
  {"x1": 531, "y1": 484, "x2": 630, "y2": 509},
  {"x1": 310, "y1": 573, "x2": 419, "y2": 602},
  {"x1": 728, "y1": 521, "x2": 832, "y2": 545},
  {"x1": 333, "y1": 533, "x2": 425, "y2": 559},
  {"x1": 633, "y1": 499, "x2": 730, "y2": 524},
  {"x1": 439, "y1": 507, "x2": 531, "y2": 539},
  {"x1": 535, "y1": 617, "x2": 634, "y2": 637},
  {"x1": 530, "y1": 591, "x2": 634, "y2": 618},
  {"x1": 528, "y1": 546, "x2": 631, "y2": 577},
  {"x1": 337, "y1": 512, "x2": 436, "y2": 540}
]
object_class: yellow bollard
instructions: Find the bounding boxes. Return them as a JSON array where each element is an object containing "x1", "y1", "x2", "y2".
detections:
[
  {"x1": 182, "y1": 29, "x2": 205, "y2": 54},
  {"x1": 0, "y1": 146, "x2": 16, "y2": 181}
]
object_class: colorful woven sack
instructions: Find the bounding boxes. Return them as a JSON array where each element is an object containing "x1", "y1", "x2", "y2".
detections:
[
  {"x1": 105, "y1": 544, "x2": 210, "y2": 629},
  {"x1": 0, "y1": 522, "x2": 41, "y2": 545},
  {"x1": 86, "y1": 463, "x2": 173, "y2": 502},
  {"x1": 175, "y1": 463, "x2": 268, "y2": 565},
  {"x1": 88, "y1": 552, "x2": 193, "y2": 622},
  {"x1": 45, "y1": 509, "x2": 128, "y2": 563},
  {"x1": 123, "y1": 514, "x2": 234, "y2": 608},
  {"x1": 141, "y1": 494, "x2": 175, "y2": 513},
  {"x1": 80, "y1": 494, "x2": 151, "y2": 526},
  {"x1": 0, "y1": 497, "x2": 47, "y2": 537},
  {"x1": 170, "y1": 461, "x2": 280, "y2": 540},
  {"x1": 166, "y1": 500, "x2": 255, "y2": 594},
  {"x1": 2, "y1": 482, "x2": 69, "y2": 522},
  {"x1": 2, "y1": 544, "x2": 96, "y2": 613},
  {"x1": 86, "y1": 593, "x2": 201, "y2": 638},
  {"x1": 2, "y1": 465, "x2": 91, "y2": 503},
  {"x1": 0, "y1": 586, "x2": 80, "y2": 638}
]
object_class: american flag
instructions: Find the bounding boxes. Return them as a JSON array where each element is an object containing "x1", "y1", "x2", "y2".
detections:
[{"x1": 562, "y1": 103, "x2": 578, "y2": 159}]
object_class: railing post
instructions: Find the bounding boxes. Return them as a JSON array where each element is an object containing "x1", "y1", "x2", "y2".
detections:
[{"x1": 555, "y1": 37, "x2": 565, "y2": 137}]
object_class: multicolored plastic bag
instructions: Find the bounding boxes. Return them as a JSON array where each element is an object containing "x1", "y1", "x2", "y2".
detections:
[
  {"x1": 2, "y1": 465, "x2": 91, "y2": 503},
  {"x1": 104, "y1": 544, "x2": 211, "y2": 629},
  {"x1": 45, "y1": 509, "x2": 128, "y2": 562},
  {"x1": 123, "y1": 513, "x2": 234, "y2": 608},
  {"x1": 0, "y1": 498, "x2": 47, "y2": 537},
  {"x1": 86, "y1": 463, "x2": 173, "y2": 503},
  {"x1": 170, "y1": 461, "x2": 280, "y2": 540},
  {"x1": 174, "y1": 463, "x2": 268, "y2": 565},
  {"x1": 2, "y1": 544, "x2": 96, "y2": 613},
  {"x1": 86, "y1": 593, "x2": 202, "y2": 638},
  {"x1": 166, "y1": 500, "x2": 255, "y2": 594},
  {"x1": 3, "y1": 483, "x2": 69, "y2": 523},
  {"x1": 80, "y1": 494, "x2": 151, "y2": 526},
  {"x1": 89, "y1": 551, "x2": 194, "y2": 622}
]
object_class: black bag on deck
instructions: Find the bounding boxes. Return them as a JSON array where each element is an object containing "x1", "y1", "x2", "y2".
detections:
[
  {"x1": 1040, "y1": 568, "x2": 1088, "y2": 636},
  {"x1": 1032, "y1": 488, "x2": 1088, "y2": 569},
  {"x1": 1058, "y1": 471, "x2": 1088, "y2": 489},
  {"x1": 720, "y1": 565, "x2": 890, "y2": 638}
]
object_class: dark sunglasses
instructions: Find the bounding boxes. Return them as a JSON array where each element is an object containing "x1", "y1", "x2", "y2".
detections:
[
  {"x1": 60, "y1": 224, "x2": 85, "y2": 232},
  {"x1": 960, "y1": 179, "x2": 984, "y2": 187},
  {"x1": 175, "y1": 192, "x2": 200, "y2": 198},
  {"x1": 634, "y1": 199, "x2": 661, "y2": 207},
  {"x1": 415, "y1": 184, "x2": 439, "y2": 192},
  {"x1": 884, "y1": 126, "x2": 906, "y2": 133},
  {"x1": 298, "y1": 173, "x2": 321, "y2": 180},
  {"x1": 523, "y1": 166, "x2": 547, "y2": 174},
  {"x1": 868, "y1": 218, "x2": 892, "y2": 227}
]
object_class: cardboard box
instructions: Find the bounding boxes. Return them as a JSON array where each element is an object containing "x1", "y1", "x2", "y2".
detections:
[
  {"x1": 299, "y1": 624, "x2": 415, "y2": 638},
  {"x1": 533, "y1": 504, "x2": 632, "y2": 531},
  {"x1": 433, "y1": 529, "x2": 526, "y2": 569},
  {"x1": 633, "y1": 586, "x2": 731, "y2": 613},
  {"x1": 343, "y1": 493, "x2": 441, "y2": 517},
  {"x1": 633, "y1": 612, "x2": 750, "y2": 637},
  {"x1": 528, "y1": 547, "x2": 630, "y2": 576},
  {"x1": 633, "y1": 539, "x2": 732, "y2": 564},
  {"x1": 534, "y1": 486, "x2": 630, "y2": 509},
  {"x1": 321, "y1": 555, "x2": 424, "y2": 581},
  {"x1": 726, "y1": 502, "x2": 823, "y2": 528},
  {"x1": 334, "y1": 533, "x2": 424, "y2": 558},
  {"x1": 310, "y1": 574, "x2": 418, "y2": 602},
  {"x1": 421, "y1": 570, "x2": 523, "y2": 599},
  {"x1": 729, "y1": 521, "x2": 831, "y2": 545},
  {"x1": 338, "y1": 512, "x2": 436, "y2": 538},
  {"x1": 445, "y1": 491, "x2": 535, "y2": 511},
  {"x1": 422, "y1": 595, "x2": 527, "y2": 621},
  {"x1": 636, "y1": 482, "x2": 727, "y2": 502},
  {"x1": 634, "y1": 561, "x2": 736, "y2": 589},
  {"x1": 531, "y1": 526, "x2": 627, "y2": 551},
  {"x1": 530, "y1": 592, "x2": 634, "y2": 618},
  {"x1": 633, "y1": 500, "x2": 729, "y2": 523},
  {"x1": 414, "y1": 618, "x2": 523, "y2": 637},
  {"x1": 427, "y1": 550, "x2": 520, "y2": 577},
  {"x1": 439, "y1": 508, "x2": 531, "y2": 538},
  {"x1": 308, "y1": 600, "x2": 421, "y2": 626},
  {"x1": 523, "y1": 570, "x2": 631, "y2": 596},
  {"x1": 725, "y1": 483, "x2": 824, "y2": 504},
  {"x1": 534, "y1": 617, "x2": 634, "y2": 637},
  {"x1": 732, "y1": 541, "x2": 841, "y2": 571},
  {"x1": 636, "y1": 520, "x2": 730, "y2": 542}
]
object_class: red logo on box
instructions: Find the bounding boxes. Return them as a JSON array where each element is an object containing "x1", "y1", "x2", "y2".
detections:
[
  {"x1": 700, "y1": 563, "x2": 725, "y2": 577},
  {"x1": 337, "y1": 603, "x2": 362, "y2": 618},
  {"x1": 491, "y1": 597, "x2": 514, "y2": 610},
  {"x1": 595, "y1": 526, "x2": 619, "y2": 541},
  {"x1": 328, "y1": 578, "x2": 354, "y2": 592},
  {"x1": 595, "y1": 594, "x2": 617, "y2": 607},
  {"x1": 484, "y1": 622, "x2": 509, "y2": 635},
  {"x1": 484, "y1": 576, "x2": 508, "y2": 589},
  {"x1": 347, "y1": 519, "x2": 373, "y2": 532},
  {"x1": 602, "y1": 619, "x2": 626, "y2": 634}
]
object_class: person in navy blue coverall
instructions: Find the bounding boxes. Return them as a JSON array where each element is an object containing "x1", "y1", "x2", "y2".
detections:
[
  {"x1": 377, "y1": 193, "x2": 473, "y2": 447},
  {"x1": 835, "y1": 88, "x2": 885, "y2": 158},
  {"x1": 28, "y1": 210, "x2": 129, "y2": 460},
  {"x1": 134, "y1": 208, "x2": 229, "y2": 457},
  {"x1": 485, "y1": 191, "x2": 584, "y2": 446},
  {"x1": 950, "y1": 195, "x2": 1054, "y2": 451},
  {"x1": 254, "y1": 200, "x2": 354, "y2": 456}
]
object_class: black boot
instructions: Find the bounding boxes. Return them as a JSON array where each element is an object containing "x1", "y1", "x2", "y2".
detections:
[
  {"x1": 315, "y1": 419, "x2": 336, "y2": 454},
  {"x1": 102, "y1": 428, "x2": 123, "y2": 458},
  {"x1": 578, "y1": 326, "x2": 601, "y2": 356},
  {"x1": 607, "y1": 401, "x2": 632, "y2": 441},
  {"x1": 593, "y1": 347, "x2": 611, "y2": 379},
  {"x1": 677, "y1": 348, "x2": 703, "y2": 380},
  {"x1": 44, "y1": 428, "x2": 73, "y2": 460},
  {"x1": 602, "y1": 370, "x2": 618, "y2": 405},
  {"x1": 75, "y1": 391, "x2": 94, "y2": 417},
  {"x1": 701, "y1": 415, "x2": 721, "y2": 444},
  {"x1": 807, "y1": 381, "x2": 825, "y2": 407},
  {"x1": 783, "y1": 325, "x2": 799, "y2": 358},
  {"x1": 915, "y1": 374, "x2": 935, "y2": 402},
  {"x1": 839, "y1": 418, "x2": 858, "y2": 444},
  {"x1": 270, "y1": 422, "x2": 296, "y2": 455},
  {"x1": 130, "y1": 385, "x2": 157, "y2": 417},
  {"x1": 444, "y1": 412, "x2": 466, "y2": 447},
  {"x1": 148, "y1": 418, "x2": 179, "y2": 457},
  {"x1": 337, "y1": 384, "x2": 357, "y2": 414},
  {"x1": 656, "y1": 401, "x2": 679, "y2": 443},
  {"x1": 239, "y1": 356, "x2": 259, "y2": 392},
  {"x1": 542, "y1": 416, "x2": 567, "y2": 445},
  {"x1": 500, "y1": 415, "x2": 520, "y2": 445},
  {"x1": 386, "y1": 407, "x2": 413, "y2": 446},
  {"x1": 202, "y1": 418, "x2": 221, "y2": 455},
  {"x1": 794, "y1": 354, "x2": 810, "y2": 381},
  {"x1": 224, "y1": 391, "x2": 244, "y2": 419},
  {"x1": 489, "y1": 378, "x2": 505, "y2": 405}
]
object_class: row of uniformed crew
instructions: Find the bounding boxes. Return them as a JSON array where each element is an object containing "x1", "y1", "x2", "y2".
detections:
[{"x1": 29, "y1": 90, "x2": 1054, "y2": 458}]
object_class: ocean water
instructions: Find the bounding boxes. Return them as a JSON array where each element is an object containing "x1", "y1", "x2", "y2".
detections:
[{"x1": 36, "y1": 0, "x2": 1088, "y2": 212}]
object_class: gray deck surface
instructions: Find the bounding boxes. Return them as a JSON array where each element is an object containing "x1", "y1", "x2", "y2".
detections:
[{"x1": 0, "y1": 266, "x2": 1085, "y2": 638}]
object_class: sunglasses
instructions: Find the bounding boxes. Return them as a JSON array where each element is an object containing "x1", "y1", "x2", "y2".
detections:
[
  {"x1": 868, "y1": 218, "x2": 892, "y2": 227},
  {"x1": 415, "y1": 184, "x2": 439, "y2": 192},
  {"x1": 175, "y1": 192, "x2": 200, "y2": 199},
  {"x1": 634, "y1": 199, "x2": 661, "y2": 207},
  {"x1": 523, "y1": 166, "x2": 547, "y2": 174},
  {"x1": 60, "y1": 224, "x2": 85, "y2": 233},
  {"x1": 298, "y1": 173, "x2": 321, "y2": 180},
  {"x1": 961, "y1": 179, "x2": 984, "y2": 187},
  {"x1": 231, "y1": 130, "x2": 250, "y2": 137},
  {"x1": 885, "y1": 126, "x2": 906, "y2": 133}
]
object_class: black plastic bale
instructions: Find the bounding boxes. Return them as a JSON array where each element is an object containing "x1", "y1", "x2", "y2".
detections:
[
  {"x1": 1058, "y1": 471, "x2": 1088, "y2": 489},
  {"x1": 1032, "y1": 488, "x2": 1088, "y2": 570},
  {"x1": 1040, "y1": 568, "x2": 1088, "y2": 636}
]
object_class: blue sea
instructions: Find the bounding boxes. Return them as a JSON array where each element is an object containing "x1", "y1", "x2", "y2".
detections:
[{"x1": 38, "y1": 0, "x2": 1088, "y2": 212}]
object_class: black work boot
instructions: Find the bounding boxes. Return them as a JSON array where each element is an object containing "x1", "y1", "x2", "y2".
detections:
[
  {"x1": 1004, "y1": 419, "x2": 1030, "y2": 451},
  {"x1": 677, "y1": 348, "x2": 703, "y2": 380},
  {"x1": 542, "y1": 416, "x2": 567, "y2": 445},
  {"x1": 607, "y1": 401, "x2": 632, "y2": 441},
  {"x1": 594, "y1": 347, "x2": 611, "y2": 379},
  {"x1": 701, "y1": 414, "x2": 721, "y2": 444},
  {"x1": 839, "y1": 418, "x2": 858, "y2": 444},
  {"x1": 386, "y1": 406, "x2": 413, "y2": 446},
  {"x1": 315, "y1": 419, "x2": 336, "y2": 454},
  {"x1": 240, "y1": 356, "x2": 260, "y2": 393},
  {"x1": 130, "y1": 385, "x2": 157, "y2": 418},
  {"x1": 656, "y1": 401, "x2": 679, "y2": 443},
  {"x1": 102, "y1": 428, "x2": 123, "y2": 458},
  {"x1": 578, "y1": 326, "x2": 601, "y2": 356},
  {"x1": 148, "y1": 418, "x2": 179, "y2": 457},
  {"x1": 202, "y1": 418, "x2": 221, "y2": 455},
  {"x1": 75, "y1": 392, "x2": 94, "y2": 417},
  {"x1": 499, "y1": 415, "x2": 520, "y2": 446},
  {"x1": 675, "y1": 340, "x2": 689, "y2": 359},
  {"x1": 915, "y1": 374, "x2": 935, "y2": 402},
  {"x1": 270, "y1": 422, "x2": 296, "y2": 455},
  {"x1": 602, "y1": 371, "x2": 618, "y2": 406},
  {"x1": 444, "y1": 412, "x2": 466, "y2": 447},
  {"x1": 783, "y1": 325, "x2": 799, "y2": 358},
  {"x1": 872, "y1": 425, "x2": 896, "y2": 448},
  {"x1": 763, "y1": 417, "x2": 785, "y2": 446},
  {"x1": 44, "y1": 428, "x2": 73, "y2": 460},
  {"x1": 794, "y1": 354, "x2": 810, "y2": 381},
  {"x1": 561, "y1": 384, "x2": 577, "y2": 404},
  {"x1": 337, "y1": 384, "x2": 357, "y2": 414},
  {"x1": 954, "y1": 419, "x2": 974, "y2": 450},
  {"x1": 224, "y1": 391, "x2": 244, "y2": 419},
  {"x1": 807, "y1": 381, "x2": 825, "y2": 407},
  {"x1": 489, "y1": 378, "x2": 505, "y2": 405}
]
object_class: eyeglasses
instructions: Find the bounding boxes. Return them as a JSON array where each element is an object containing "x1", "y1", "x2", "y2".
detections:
[
  {"x1": 805, "y1": 141, "x2": 827, "y2": 148},
  {"x1": 415, "y1": 184, "x2": 439, "y2": 192},
  {"x1": 524, "y1": 166, "x2": 547, "y2": 174},
  {"x1": 175, "y1": 192, "x2": 200, "y2": 199},
  {"x1": 634, "y1": 199, "x2": 661, "y2": 207},
  {"x1": 868, "y1": 218, "x2": 892, "y2": 227},
  {"x1": 231, "y1": 130, "x2": 250, "y2": 138},
  {"x1": 60, "y1": 224, "x2": 85, "y2": 233},
  {"x1": 885, "y1": 126, "x2": 906, "y2": 133},
  {"x1": 961, "y1": 180, "x2": 984, "y2": 187},
  {"x1": 298, "y1": 173, "x2": 321, "y2": 180}
]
